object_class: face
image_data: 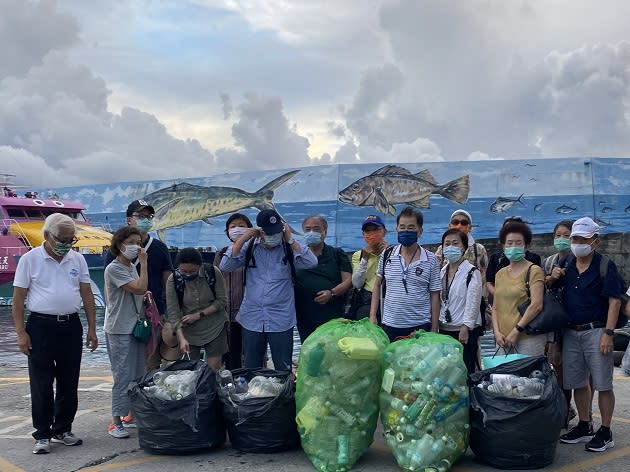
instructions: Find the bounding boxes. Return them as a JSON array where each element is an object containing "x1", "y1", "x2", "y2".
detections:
[
  {"x1": 443, "y1": 234, "x2": 465, "y2": 249},
  {"x1": 47, "y1": 226, "x2": 77, "y2": 245},
  {"x1": 555, "y1": 225, "x2": 571, "y2": 239},
  {"x1": 397, "y1": 215, "x2": 422, "y2": 235},
  {"x1": 228, "y1": 218, "x2": 249, "y2": 230},
  {"x1": 178, "y1": 262, "x2": 200, "y2": 276},
  {"x1": 120, "y1": 234, "x2": 142, "y2": 252},
  {"x1": 571, "y1": 235, "x2": 599, "y2": 247},
  {"x1": 127, "y1": 209, "x2": 154, "y2": 227},
  {"x1": 303, "y1": 217, "x2": 327, "y2": 239},
  {"x1": 503, "y1": 232, "x2": 526, "y2": 249},
  {"x1": 449, "y1": 214, "x2": 471, "y2": 234}
]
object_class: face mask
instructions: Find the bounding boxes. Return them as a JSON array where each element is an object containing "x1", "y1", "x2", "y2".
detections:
[
  {"x1": 180, "y1": 272, "x2": 198, "y2": 282},
  {"x1": 571, "y1": 243, "x2": 593, "y2": 258},
  {"x1": 228, "y1": 227, "x2": 248, "y2": 241},
  {"x1": 504, "y1": 246, "x2": 525, "y2": 262},
  {"x1": 52, "y1": 242, "x2": 72, "y2": 257},
  {"x1": 363, "y1": 231, "x2": 384, "y2": 246},
  {"x1": 554, "y1": 237, "x2": 571, "y2": 252},
  {"x1": 397, "y1": 230, "x2": 418, "y2": 247},
  {"x1": 263, "y1": 233, "x2": 283, "y2": 248},
  {"x1": 121, "y1": 244, "x2": 140, "y2": 260},
  {"x1": 135, "y1": 218, "x2": 153, "y2": 232},
  {"x1": 303, "y1": 231, "x2": 322, "y2": 247},
  {"x1": 443, "y1": 246, "x2": 463, "y2": 262}
]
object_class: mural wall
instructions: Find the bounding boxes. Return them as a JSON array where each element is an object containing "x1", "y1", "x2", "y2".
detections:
[{"x1": 43, "y1": 158, "x2": 630, "y2": 251}]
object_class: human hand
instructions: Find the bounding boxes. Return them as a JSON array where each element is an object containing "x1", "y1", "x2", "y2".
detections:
[
  {"x1": 494, "y1": 331, "x2": 507, "y2": 348},
  {"x1": 17, "y1": 332, "x2": 32, "y2": 356},
  {"x1": 458, "y1": 326, "x2": 469, "y2": 344},
  {"x1": 137, "y1": 247, "x2": 148, "y2": 264},
  {"x1": 505, "y1": 329, "x2": 519, "y2": 348},
  {"x1": 314, "y1": 290, "x2": 332, "y2": 305},
  {"x1": 86, "y1": 329, "x2": 98, "y2": 351},
  {"x1": 178, "y1": 335, "x2": 190, "y2": 354},
  {"x1": 181, "y1": 313, "x2": 199, "y2": 325},
  {"x1": 600, "y1": 333, "x2": 613, "y2": 355}
]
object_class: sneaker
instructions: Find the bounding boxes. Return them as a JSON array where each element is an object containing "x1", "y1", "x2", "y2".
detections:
[
  {"x1": 560, "y1": 422, "x2": 594, "y2": 444},
  {"x1": 108, "y1": 423, "x2": 130, "y2": 439},
  {"x1": 121, "y1": 415, "x2": 136, "y2": 428},
  {"x1": 51, "y1": 431, "x2": 83, "y2": 446},
  {"x1": 585, "y1": 428, "x2": 614, "y2": 452},
  {"x1": 32, "y1": 439, "x2": 50, "y2": 454}
]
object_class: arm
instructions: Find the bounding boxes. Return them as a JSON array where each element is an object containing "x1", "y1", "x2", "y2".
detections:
[
  {"x1": 165, "y1": 275, "x2": 181, "y2": 328},
  {"x1": 351, "y1": 250, "x2": 368, "y2": 289},
  {"x1": 369, "y1": 276, "x2": 382, "y2": 324},
  {"x1": 506, "y1": 277, "x2": 544, "y2": 346},
  {"x1": 79, "y1": 282, "x2": 98, "y2": 351},
  {"x1": 12, "y1": 286, "x2": 30, "y2": 355},
  {"x1": 219, "y1": 237, "x2": 252, "y2": 273},
  {"x1": 463, "y1": 270, "x2": 483, "y2": 330},
  {"x1": 121, "y1": 249, "x2": 148, "y2": 294},
  {"x1": 600, "y1": 297, "x2": 621, "y2": 355},
  {"x1": 430, "y1": 291, "x2": 440, "y2": 332}
]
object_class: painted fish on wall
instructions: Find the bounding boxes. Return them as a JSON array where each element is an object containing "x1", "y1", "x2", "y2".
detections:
[
  {"x1": 338, "y1": 165, "x2": 470, "y2": 215},
  {"x1": 143, "y1": 169, "x2": 300, "y2": 240}
]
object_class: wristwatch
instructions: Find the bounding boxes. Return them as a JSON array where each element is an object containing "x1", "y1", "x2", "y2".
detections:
[
  {"x1": 330, "y1": 288, "x2": 336, "y2": 300},
  {"x1": 515, "y1": 324, "x2": 525, "y2": 333},
  {"x1": 604, "y1": 328, "x2": 614, "y2": 336},
  {"x1": 199, "y1": 312, "x2": 206, "y2": 318}
]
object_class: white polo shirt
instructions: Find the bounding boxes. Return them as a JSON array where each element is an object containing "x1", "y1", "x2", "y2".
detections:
[
  {"x1": 13, "y1": 244, "x2": 91, "y2": 314},
  {"x1": 377, "y1": 244, "x2": 441, "y2": 328}
]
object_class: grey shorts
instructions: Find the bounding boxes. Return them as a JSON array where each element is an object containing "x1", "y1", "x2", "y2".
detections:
[{"x1": 562, "y1": 327, "x2": 614, "y2": 391}]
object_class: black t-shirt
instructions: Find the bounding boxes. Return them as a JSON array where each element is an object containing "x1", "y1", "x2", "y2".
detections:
[
  {"x1": 486, "y1": 250, "x2": 542, "y2": 285},
  {"x1": 104, "y1": 235, "x2": 173, "y2": 314}
]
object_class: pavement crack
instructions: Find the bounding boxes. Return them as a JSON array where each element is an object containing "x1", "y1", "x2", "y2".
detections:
[{"x1": 72, "y1": 447, "x2": 143, "y2": 470}]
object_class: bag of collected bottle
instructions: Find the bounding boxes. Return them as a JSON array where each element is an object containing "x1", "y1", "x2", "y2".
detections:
[
  {"x1": 296, "y1": 317, "x2": 389, "y2": 472},
  {"x1": 379, "y1": 331, "x2": 469, "y2": 472},
  {"x1": 127, "y1": 359, "x2": 225, "y2": 454},
  {"x1": 218, "y1": 367, "x2": 299, "y2": 453},
  {"x1": 469, "y1": 355, "x2": 566, "y2": 469}
]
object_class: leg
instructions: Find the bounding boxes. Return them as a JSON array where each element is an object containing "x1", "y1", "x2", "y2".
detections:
[
  {"x1": 241, "y1": 327, "x2": 267, "y2": 368},
  {"x1": 51, "y1": 317, "x2": 83, "y2": 436},
  {"x1": 574, "y1": 385, "x2": 592, "y2": 422},
  {"x1": 106, "y1": 334, "x2": 137, "y2": 422},
  {"x1": 562, "y1": 330, "x2": 591, "y2": 422},
  {"x1": 230, "y1": 322, "x2": 243, "y2": 369},
  {"x1": 204, "y1": 327, "x2": 229, "y2": 372},
  {"x1": 598, "y1": 390, "x2": 615, "y2": 428},
  {"x1": 26, "y1": 317, "x2": 55, "y2": 440},
  {"x1": 267, "y1": 328, "x2": 294, "y2": 371}
]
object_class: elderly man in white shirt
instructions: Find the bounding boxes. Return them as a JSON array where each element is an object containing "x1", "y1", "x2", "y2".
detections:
[{"x1": 12, "y1": 213, "x2": 98, "y2": 454}]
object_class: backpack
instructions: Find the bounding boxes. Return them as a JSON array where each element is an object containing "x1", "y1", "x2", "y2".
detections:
[
  {"x1": 243, "y1": 239, "x2": 296, "y2": 287},
  {"x1": 173, "y1": 263, "x2": 216, "y2": 309},
  {"x1": 379, "y1": 245, "x2": 396, "y2": 298}
]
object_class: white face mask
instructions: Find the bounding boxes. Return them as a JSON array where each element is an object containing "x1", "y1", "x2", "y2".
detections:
[
  {"x1": 121, "y1": 244, "x2": 140, "y2": 260},
  {"x1": 262, "y1": 233, "x2": 283, "y2": 248},
  {"x1": 228, "y1": 227, "x2": 248, "y2": 241},
  {"x1": 571, "y1": 243, "x2": 593, "y2": 258}
]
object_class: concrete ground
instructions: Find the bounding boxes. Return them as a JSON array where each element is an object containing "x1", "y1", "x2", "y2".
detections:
[{"x1": 1, "y1": 364, "x2": 630, "y2": 472}]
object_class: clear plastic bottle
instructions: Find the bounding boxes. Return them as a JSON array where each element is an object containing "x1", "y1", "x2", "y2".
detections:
[
  {"x1": 382, "y1": 367, "x2": 396, "y2": 393},
  {"x1": 337, "y1": 434, "x2": 349, "y2": 466},
  {"x1": 306, "y1": 343, "x2": 326, "y2": 377}
]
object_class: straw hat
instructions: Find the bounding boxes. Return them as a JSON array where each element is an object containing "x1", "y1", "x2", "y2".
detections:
[{"x1": 159, "y1": 322, "x2": 181, "y2": 361}]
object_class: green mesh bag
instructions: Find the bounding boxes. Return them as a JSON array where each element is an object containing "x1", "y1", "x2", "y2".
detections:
[
  {"x1": 379, "y1": 331, "x2": 469, "y2": 471},
  {"x1": 296, "y1": 318, "x2": 389, "y2": 472}
]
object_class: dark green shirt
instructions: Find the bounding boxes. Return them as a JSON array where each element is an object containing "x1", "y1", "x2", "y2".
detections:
[{"x1": 295, "y1": 244, "x2": 351, "y2": 340}]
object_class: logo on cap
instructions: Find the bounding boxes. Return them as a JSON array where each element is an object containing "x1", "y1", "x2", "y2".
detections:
[
  {"x1": 269, "y1": 216, "x2": 277, "y2": 224},
  {"x1": 137, "y1": 199, "x2": 149, "y2": 206}
]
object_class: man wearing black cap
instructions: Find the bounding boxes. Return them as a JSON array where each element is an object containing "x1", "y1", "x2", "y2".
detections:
[
  {"x1": 104, "y1": 201, "x2": 173, "y2": 390},
  {"x1": 219, "y1": 209, "x2": 317, "y2": 370}
]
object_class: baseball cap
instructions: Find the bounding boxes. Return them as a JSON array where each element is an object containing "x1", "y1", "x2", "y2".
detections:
[
  {"x1": 361, "y1": 215, "x2": 385, "y2": 231},
  {"x1": 256, "y1": 209, "x2": 284, "y2": 234},
  {"x1": 450, "y1": 209, "x2": 472, "y2": 225},
  {"x1": 126, "y1": 199, "x2": 155, "y2": 217},
  {"x1": 571, "y1": 217, "x2": 600, "y2": 238}
]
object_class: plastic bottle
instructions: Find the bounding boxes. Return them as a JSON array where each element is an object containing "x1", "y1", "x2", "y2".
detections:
[
  {"x1": 390, "y1": 397, "x2": 409, "y2": 413},
  {"x1": 152, "y1": 371, "x2": 170, "y2": 386},
  {"x1": 404, "y1": 396, "x2": 425, "y2": 422},
  {"x1": 337, "y1": 434, "x2": 349, "y2": 465},
  {"x1": 356, "y1": 403, "x2": 378, "y2": 426},
  {"x1": 381, "y1": 367, "x2": 396, "y2": 393},
  {"x1": 338, "y1": 337, "x2": 380, "y2": 360},
  {"x1": 325, "y1": 401, "x2": 357, "y2": 426},
  {"x1": 434, "y1": 398, "x2": 465, "y2": 422},
  {"x1": 413, "y1": 399, "x2": 438, "y2": 428},
  {"x1": 306, "y1": 343, "x2": 326, "y2": 377},
  {"x1": 296, "y1": 397, "x2": 327, "y2": 435},
  {"x1": 444, "y1": 364, "x2": 465, "y2": 387},
  {"x1": 234, "y1": 376, "x2": 248, "y2": 394},
  {"x1": 218, "y1": 369, "x2": 234, "y2": 389}
]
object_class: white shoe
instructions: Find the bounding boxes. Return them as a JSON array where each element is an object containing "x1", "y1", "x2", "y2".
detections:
[
  {"x1": 108, "y1": 423, "x2": 130, "y2": 438},
  {"x1": 33, "y1": 439, "x2": 50, "y2": 454}
]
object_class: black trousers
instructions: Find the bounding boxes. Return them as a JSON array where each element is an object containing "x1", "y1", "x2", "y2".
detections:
[
  {"x1": 223, "y1": 321, "x2": 243, "y2": 370},
  {"x1": 439, "y1": 327, "x2": 481, "y2": 375},
  {"x1": 26, "y1": 315, "x2": 83, "y2": 439}
]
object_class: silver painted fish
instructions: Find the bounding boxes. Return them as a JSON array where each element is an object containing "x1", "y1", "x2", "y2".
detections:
[
  {"x1": 143, "y1": 169, "x2": 300, "y2": 239},
  {"x1": 337, "y1": 165, "x2": 469, "y2": 215},
  {"x1": 490, "y1": 194, "x2": 525, "y2": 213},
  {"x1": 555, "y1": 204, "x2": 577, "y2": 214}
]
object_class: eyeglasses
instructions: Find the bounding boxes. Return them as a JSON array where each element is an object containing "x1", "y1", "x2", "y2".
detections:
[
  {"x1": 52, "y1": 234, "x2": 79, "y2": 245},
  {"x1": 132, "y1": 214, "x2": 154, "y2": 220},
  {"x1": 450, "y1": 219, "x2": 470, "y2": 226}
]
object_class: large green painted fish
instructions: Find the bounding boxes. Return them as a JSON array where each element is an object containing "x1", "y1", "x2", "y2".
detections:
[
  {"x1": 143, "y1": 169, "x2": 300, "y2": 239},
  {"x1": 338, "y1": 165, "x2": 469, "y2": 215}
]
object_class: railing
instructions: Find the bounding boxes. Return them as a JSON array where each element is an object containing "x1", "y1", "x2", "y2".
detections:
[{"x1": 1, "y1": 219, "x2": 32, "y2": 249}]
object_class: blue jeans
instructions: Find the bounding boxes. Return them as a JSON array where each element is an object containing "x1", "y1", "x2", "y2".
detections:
[
  {"x1": 382, "y1": 322, "x2": 432, "y2": 343},
  {"x1": 241, "y1": 327, "x2": 294, "y2": 371}
]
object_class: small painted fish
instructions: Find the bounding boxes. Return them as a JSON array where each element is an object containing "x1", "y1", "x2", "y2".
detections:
[
  {"x1": 533, "y1": 204, "x2": 543, "y2": 212},
  {"x1": 555, "y1": 204, "x2": 576, "y2": 214},
  {"x1": 601, "y1": 207, "x2": 613, "y2": 213},
  {"x1": 595, "y1": 217, "x2": 612, "y2": 227},
  {"x1": 490, "y1": 194, "x2": 525, "y2": 213},
  {"x1": 625, "y1": 204, "x2": 630, "y2": 214}
]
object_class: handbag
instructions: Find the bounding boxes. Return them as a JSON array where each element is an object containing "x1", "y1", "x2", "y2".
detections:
[
  {"x1": 346, "y1": 287, "x2": 373, "y2": 320},
  {"x1": 482, "y1": 346, "x2": 529, "y2": 369},
  {"x1": 517, "y1": 265, "x2": 569, "y2": 335},
  {"x1": 131, "y1": 294, "x2": 152, "y2": 343}
]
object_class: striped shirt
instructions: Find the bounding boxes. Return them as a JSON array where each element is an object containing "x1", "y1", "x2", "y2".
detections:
[{"x1": 377, "y1": 245, "x2": 441, "y2": 328}]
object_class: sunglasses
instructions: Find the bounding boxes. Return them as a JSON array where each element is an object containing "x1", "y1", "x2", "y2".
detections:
[
  {"x1": 450, "y1": 219, "x2": 470, "y2": 226},
  {"x1": 52, "y1": 234, "x2": 79, "y2": 245}
]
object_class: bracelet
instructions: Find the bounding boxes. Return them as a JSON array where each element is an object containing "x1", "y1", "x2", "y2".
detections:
[
  {"x1": 199, "y1": 311, "x2": 206, "y2": 318},
  {"x1": 515, "y1": 324, "x2": 525, "y2": 333}
]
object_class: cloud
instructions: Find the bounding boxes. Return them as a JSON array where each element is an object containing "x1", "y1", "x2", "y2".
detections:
[{"x1": 220, "y1": 92, "x2": 233, "y2": 120}]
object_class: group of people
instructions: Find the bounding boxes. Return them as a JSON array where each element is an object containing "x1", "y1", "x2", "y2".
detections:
[{"x1": 11, "y1": 200, "x2": 630, "y2": 456}]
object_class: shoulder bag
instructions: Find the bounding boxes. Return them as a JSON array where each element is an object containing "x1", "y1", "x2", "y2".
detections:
[
  {"x1": 517, "y1": 264, "x2": 568, "y2": 335},
  {"x1": 131, "y1": 294, "x2": 152, "y2": 343}
]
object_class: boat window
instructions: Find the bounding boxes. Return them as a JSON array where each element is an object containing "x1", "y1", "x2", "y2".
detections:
[
  {"x1": 7, "y1": 208, "x2": 25, "y2": 218},
  {"x1": 25, "y1": 209, "x2": 45, "y2": 218}
]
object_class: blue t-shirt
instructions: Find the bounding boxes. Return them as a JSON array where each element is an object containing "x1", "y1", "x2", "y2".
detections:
[{"x1": 562, "y1": 252, "x2": 623, "y2": 324}]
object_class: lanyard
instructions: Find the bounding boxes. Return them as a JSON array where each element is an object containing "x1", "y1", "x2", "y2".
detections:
[
  {"x1": 441, "y1": 263, "x2": 462, "y2": 304},
  {"x1": 398, "y1": 246, "x2": 419, "y2": 294}
]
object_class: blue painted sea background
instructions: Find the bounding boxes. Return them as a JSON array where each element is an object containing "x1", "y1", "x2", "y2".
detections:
[{"x1": 37, "y1": 157, "x2": 630, "y2": 251}]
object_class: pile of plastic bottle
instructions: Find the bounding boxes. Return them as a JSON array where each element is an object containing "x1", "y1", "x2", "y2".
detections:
[
  {"x1": 296, "y1": 319, "x2": 389, "y2": 472},
  {"x1": 217, "y1": 370, "x2": 285, "y2": 401},
  {"x1": 142, "y1": 369, "x2": 202, "y2": 401},
  {"x1": 475, "y1": 371, "x2": 545, "y2": 399},
  {"x1": 380, "y1": 333, "x2": 469, "y2": 472}
]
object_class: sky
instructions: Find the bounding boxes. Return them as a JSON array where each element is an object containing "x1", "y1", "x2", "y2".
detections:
[{"x1": 2, "y1": 0, "x2": 630, "y2": 188}]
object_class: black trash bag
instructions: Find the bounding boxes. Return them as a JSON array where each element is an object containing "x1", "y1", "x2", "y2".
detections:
[
  {"x1": 218, "y1": 368, "x2": 300, "y2": 453},
  {"x1": 128, "y1": 359, "x2": 225, "y2": 454},
  {"x1": 469, "y1": 355, "x2": 566, "y2": 469}
]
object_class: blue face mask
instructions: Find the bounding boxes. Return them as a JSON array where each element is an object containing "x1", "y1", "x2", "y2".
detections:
[
  {"x1": 443, "y1": 246, "x2": 463, "y2": 262},
  {"x1": 135, "y1": 218, "x2": 153, "y2": 232},
  {"x1": 303, "y1": 231, "x2": 322, "y2": 247},
  {"x1": 397, "y1": 230, "x2": 418, "y2": 247},
  {"x1": 179, "y1": 272, "x2": 198, "y2": 282},
  {"x1": 504, "y1": 246, "x2": 526, "y2": 262},
  {"x1": 263, "y1": 233, "x2": 283, "y2": 248}
]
